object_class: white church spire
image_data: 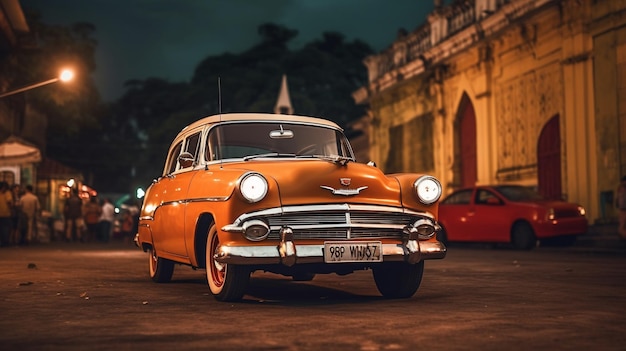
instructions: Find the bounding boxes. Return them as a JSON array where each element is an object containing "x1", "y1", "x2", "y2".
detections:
[{"x1": 274, "y1": 74, "x2": 294, "y2": 115}]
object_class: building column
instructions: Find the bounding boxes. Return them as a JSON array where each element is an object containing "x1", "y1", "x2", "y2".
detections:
[{"x1": 561, "y1": 32, "x2": 598, "y2": 223}]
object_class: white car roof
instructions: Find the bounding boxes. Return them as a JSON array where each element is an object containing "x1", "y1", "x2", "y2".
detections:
[{"x1": 179, "y1": 113, "x2": 342, "y2": 134}]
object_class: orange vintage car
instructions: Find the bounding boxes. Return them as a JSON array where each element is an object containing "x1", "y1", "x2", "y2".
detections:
[{"x1": 135, "y1": 113, "x2": 446, "y2": 301}]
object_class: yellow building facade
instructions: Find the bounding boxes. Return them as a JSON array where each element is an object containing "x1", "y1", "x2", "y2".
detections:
[{"x1": 354, "y1": 0, "x2": 626, "y2": 224}]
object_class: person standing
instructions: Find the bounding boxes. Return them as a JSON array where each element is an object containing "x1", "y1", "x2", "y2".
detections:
[
  {"x1": 98, "y1": 198, "x2": 114, "y2": 242},
  {"x1": 64, "y1": 189, "x2": 84, "y2": 242},
  {"x1": 19, "y1": 185, "x2": 40, "y2": 245},
  {"x1": 127, "y1": 200, "x2": 140, "y2": 236},
  {"x1": 617, "y1": 175, "x2": 626, "y2": 240},
  {"x1": 9, "y1": 184, "x2": 22, "y2": 245},
  {"x1": 120, "y1": 209, "x2": 134, "y2": 244},
  {"x1": 83, "y1": 196, "x2": 102, "y2": 242},
  {"x1": 0, "y1": 181, "x2": 13, "y2": 247}
]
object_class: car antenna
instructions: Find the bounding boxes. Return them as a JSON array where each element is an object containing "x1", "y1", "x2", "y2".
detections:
[{"x1": 218, "y1": 77, "x2": 223, "y2": 169}]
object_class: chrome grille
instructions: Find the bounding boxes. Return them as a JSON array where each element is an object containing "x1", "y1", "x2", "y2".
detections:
[
  {"x1": 262, "y1": 207, "x2": 423, "y2": 240},
  {"x1": 269, "y1": 211, "x2": 347, "y2": 226}
]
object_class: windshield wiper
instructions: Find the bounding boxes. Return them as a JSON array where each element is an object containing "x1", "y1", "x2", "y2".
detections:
[
  {"x1": 296, "y1": 154, "x2": 353, "y2": 165},
  {"x1": 243, "y1": 153, "x2": 296, "y2": 161}
]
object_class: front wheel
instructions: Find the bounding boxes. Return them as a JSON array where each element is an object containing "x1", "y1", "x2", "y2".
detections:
[
  {"x1": 148, "y1": 247, "x2": 174, "y2": 283},
  {"x1": 372, "y1": 261, "x2": 424, "y2": 299},
  {"x1": 511, "y1": 222, "x2": 536, "y2": 250},
  {"x1": 206, "y1": 225, "x2": 250, "y2": 301}
]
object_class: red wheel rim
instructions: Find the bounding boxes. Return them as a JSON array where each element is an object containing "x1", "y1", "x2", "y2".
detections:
[{"x1": 209, "y1": 234, "x2": 225, "y2": 287}]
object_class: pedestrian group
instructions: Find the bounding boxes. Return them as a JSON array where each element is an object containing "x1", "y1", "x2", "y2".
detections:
[{"x1": 0, "y1": 181, "x2": 137, "y2": 247}]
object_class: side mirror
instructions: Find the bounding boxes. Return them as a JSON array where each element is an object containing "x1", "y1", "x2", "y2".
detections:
[{"x1": 178, "y1": 152, "x2": 195, "y2": 168}]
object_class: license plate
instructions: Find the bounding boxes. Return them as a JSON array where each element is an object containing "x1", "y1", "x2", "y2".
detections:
[{"x1": 323, "y1": 241, "x2": 382, "y2": 263}]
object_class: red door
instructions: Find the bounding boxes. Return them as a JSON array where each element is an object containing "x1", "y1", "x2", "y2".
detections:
[
  {"x1": 459, "y1": 95, "x2": 477, "y2": 187},
  {"x1": 537, "y1": 116, "x2": 562, "y2": 200}
]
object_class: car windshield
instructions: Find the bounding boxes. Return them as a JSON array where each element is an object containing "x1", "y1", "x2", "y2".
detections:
[
  {"x1": 206, "y1": 122, "x2": 354, "y2": 161},
  {"x1": 495, "y1": 185, "x2": 544, "y2": 201}
]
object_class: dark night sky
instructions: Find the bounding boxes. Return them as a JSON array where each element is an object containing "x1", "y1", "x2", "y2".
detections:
[{"x1": 20, "y1": 0, "x2": 434, "y2": 101}]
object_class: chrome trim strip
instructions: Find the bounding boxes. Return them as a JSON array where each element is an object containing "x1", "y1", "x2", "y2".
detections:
[
  {"x1": 188, "y1": 196, "x2": 231, "y2": 203},
  {"x1": 267, "y1": 223, "x2": 406, "y2": 231},
  {"x1": 320, "y1": 185, "x2": 368, "y2": 196},
  {"x1": 214, "y1": 241, "x2": 446, "y2": 265},
  {"x1": 161, "y1": 196, "x2": 230, "y2": 207},
  {"x1": 144, "y1": 196, "x2": 230, "y2": 221},
  {"x1": 224, "y1": 203, "x2": 435, "y2": 229}
]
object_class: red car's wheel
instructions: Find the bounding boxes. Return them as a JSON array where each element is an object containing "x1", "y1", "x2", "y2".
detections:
[
  {"x1": 206, "y1": 225, "x2": 250, "y2": 301},
  {"x1": 148, "y1": 247, "x2": 174, "y2": 283},
  {"x1": 511, "y1": 222, "x2": 536, "y2": 250}
]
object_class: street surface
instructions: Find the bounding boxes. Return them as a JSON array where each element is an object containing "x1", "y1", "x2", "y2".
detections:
[{"x1": 0, "y1": 241, "x2": 624, "y2": 350}]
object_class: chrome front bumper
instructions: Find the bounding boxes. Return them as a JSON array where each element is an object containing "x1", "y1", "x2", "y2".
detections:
[
  {"x1": 214, "y1": 239, "x2": 447, "y2": 266},
  {"x1": 218, "y1": 203, "x2": 446, "y2": 266}
]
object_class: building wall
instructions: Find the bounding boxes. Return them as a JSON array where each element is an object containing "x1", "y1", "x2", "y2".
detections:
[
  {"x1": 355, "y1": 0, "x2": 625, "y2": 224},
  {"x1": 591, "y1": 1, "x2": 626, "y2": 220}
]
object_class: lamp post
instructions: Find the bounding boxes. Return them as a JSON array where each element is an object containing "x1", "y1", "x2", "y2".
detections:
[{"x1": 0, "y1": 69, "x2": 74, "y2": 99}]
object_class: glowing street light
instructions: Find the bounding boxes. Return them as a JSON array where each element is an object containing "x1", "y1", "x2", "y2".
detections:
[{"x1": 0, "y1": 68, "x2": 75, "y2": 99}]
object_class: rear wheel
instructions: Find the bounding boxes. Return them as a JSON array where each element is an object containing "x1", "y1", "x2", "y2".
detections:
[
  {"x1": 511, "y1": 222, "x2": 536, "y2": 250},
  {"x1": 206, "y1": 225, "x2": 250, "y2": 301},
  {"x1": 372, "y1": 261, "x2": 424, "y2": 299},
  {"x1": 148, "y1": 247, "x2": 174, "y2": 283}
]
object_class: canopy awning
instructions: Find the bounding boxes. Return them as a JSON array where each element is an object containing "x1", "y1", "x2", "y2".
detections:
[{"x1": 0, "y1": 135, "x2": 42, "y2": 166}]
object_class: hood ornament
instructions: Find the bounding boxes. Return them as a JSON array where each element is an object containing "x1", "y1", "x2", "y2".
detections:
[{"x1": 320, "y1": 185, "x2": 368, "y2": 196}]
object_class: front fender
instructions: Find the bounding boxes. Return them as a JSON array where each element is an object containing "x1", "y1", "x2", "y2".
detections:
[{"x1": 389, "y1": 173, "x2": 440, "y2": 217}]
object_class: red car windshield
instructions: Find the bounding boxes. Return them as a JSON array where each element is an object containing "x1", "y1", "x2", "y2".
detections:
[{"x1": 495, "y1": 185, "x2": 544, "y2": 202}]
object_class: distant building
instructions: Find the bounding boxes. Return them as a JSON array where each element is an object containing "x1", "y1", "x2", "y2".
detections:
[
  {"x1": 345, "y1": 115, "x2": 371, "y2": 164},
  {"x1": 0, "y1": 0, "x2": 40, "y2": 186},
  {"x1": 354, "y1": 0, "x2": 625, "y2": 224},
  {"x1": 0, "y1": 1, "x2": 89, "y2": 221}
]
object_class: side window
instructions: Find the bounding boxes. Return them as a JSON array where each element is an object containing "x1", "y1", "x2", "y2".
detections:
[
  {"x1": 476, "y1": 190, "x2": 500, "y2": 205},
  {"x1": 185, "y1": 132, "x2": 201, "y2": 157},
  {"x1": 337, "y1": 132, "x2": 352, "y2": 157},
  {"x1": 442, "y1": 190, "x2": 472, "y2": 205},
  {"x1": 206, "y1": 129, "x2": 219, "y2": 161},
  {"x1": 180, "y1": 132, "x2": 201, "y2": 169},
  {"x1": 166, "y1": 141, "x2": 183, "y2": 174}
]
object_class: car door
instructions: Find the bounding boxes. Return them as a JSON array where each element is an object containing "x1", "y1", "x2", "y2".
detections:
[
  {"x1": 439, "y1": 189, "x2": 474, "y2": 241},
  {"x1": 150, "y1": 132, "x2": 201, "y2": 258},
  {"x1": 468, "y1": 188, "x2": 511, "y2": 242}
]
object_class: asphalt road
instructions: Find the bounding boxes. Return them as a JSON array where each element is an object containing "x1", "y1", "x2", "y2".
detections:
[{"x1": 0, "y1": 240, "x2": 624, "y2": 351}]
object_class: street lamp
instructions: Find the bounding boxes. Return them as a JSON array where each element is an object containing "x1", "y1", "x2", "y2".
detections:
[{"x1": 0, "y1": 68, "x2": 75, "y2": 99}]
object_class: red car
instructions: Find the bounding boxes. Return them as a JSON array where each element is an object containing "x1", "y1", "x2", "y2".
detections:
[{"x1": 438, "y1": 185, "x2": 588, "y2": 249}]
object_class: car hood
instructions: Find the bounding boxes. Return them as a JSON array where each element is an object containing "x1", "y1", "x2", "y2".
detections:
[{"x1": 223, "y1": 159, "x2": 402, "y2": 207}]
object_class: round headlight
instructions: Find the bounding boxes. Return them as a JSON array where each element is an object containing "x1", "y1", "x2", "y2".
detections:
[
  {"x1": 239, "y1": 173, "x2": 268, "y2": 203},
  {"x1": 414, "y1": 176, "x2": 442, "y2": 204}
]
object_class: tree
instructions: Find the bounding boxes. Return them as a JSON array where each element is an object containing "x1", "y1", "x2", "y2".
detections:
[
  {"x1": 3, "y1": 10, "x2": 102, "y2": 171},
  {"x1": 6, "y1": 18, "x2": 374, "y2": 194}
]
